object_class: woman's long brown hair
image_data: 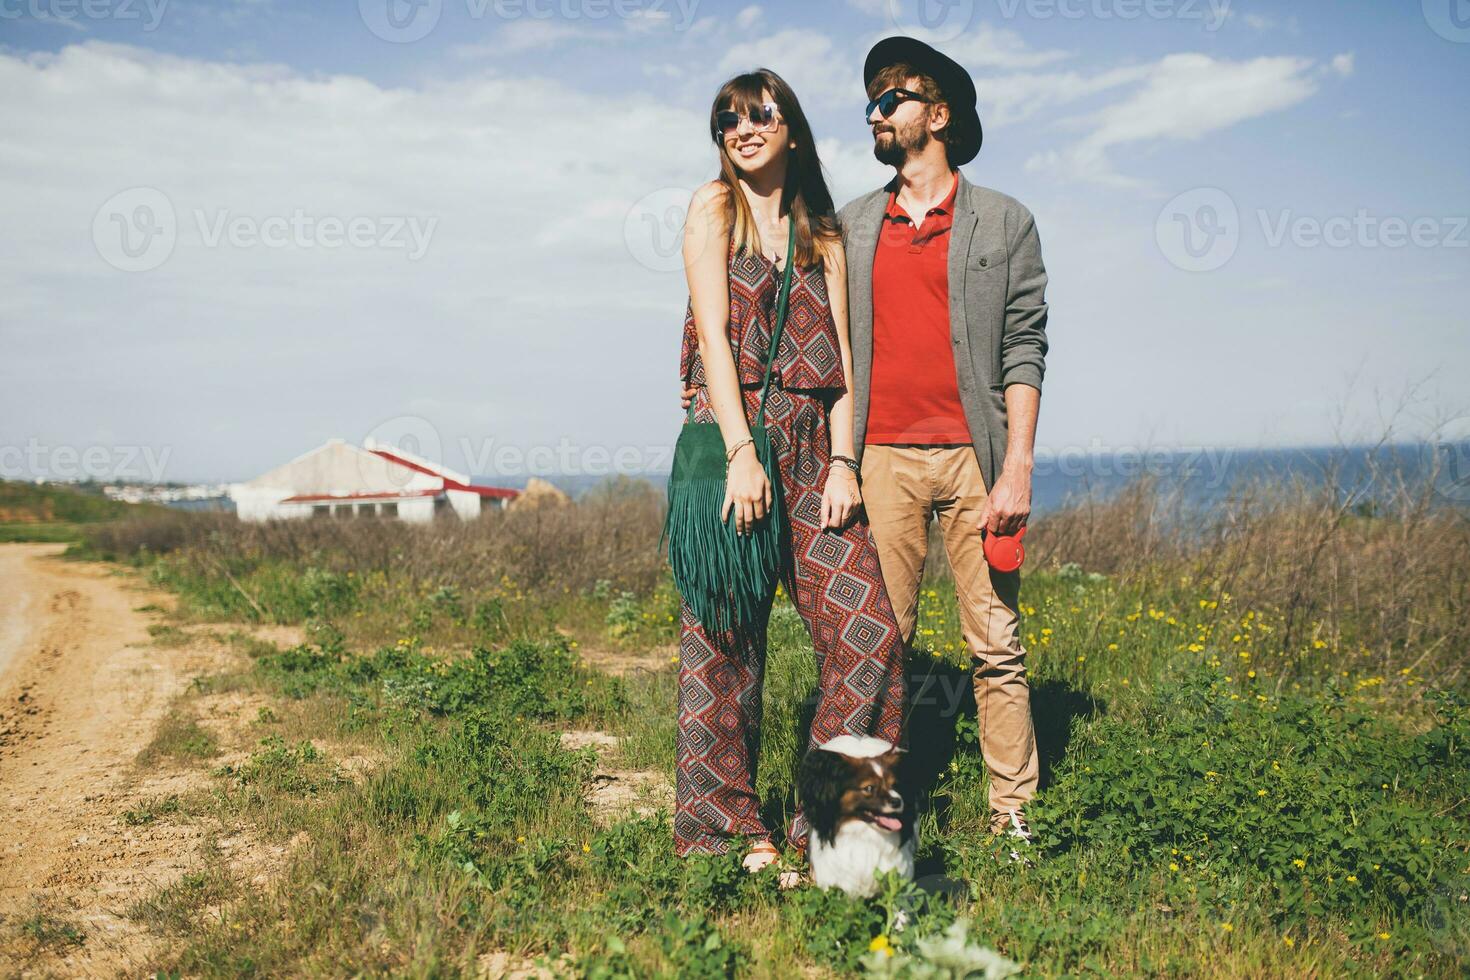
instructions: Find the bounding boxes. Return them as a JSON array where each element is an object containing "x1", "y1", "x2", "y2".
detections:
[{"x1": 709, "y1": 69, "x2": 839, "y2": 269}]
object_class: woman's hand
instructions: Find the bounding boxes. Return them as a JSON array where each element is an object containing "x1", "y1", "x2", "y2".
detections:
[
  {"x1": 722, "y1": 443, "x2": 772, "y2": 535},
  {"x1": 821, "y1": 465, "x2": 862, "y2": 530}
]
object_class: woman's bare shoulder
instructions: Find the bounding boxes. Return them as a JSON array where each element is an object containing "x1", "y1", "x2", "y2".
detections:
[
  {"x1": 690, "y1": 179, "x2": 731, "y2": 212},
  {"x1": 685, "y1": 181, "x2": 732, "y2": 248}
]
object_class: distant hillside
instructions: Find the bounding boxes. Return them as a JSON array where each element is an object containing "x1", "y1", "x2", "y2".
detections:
[{"x1": 0, "y1": 480, "x2": 156, "y2": 542}]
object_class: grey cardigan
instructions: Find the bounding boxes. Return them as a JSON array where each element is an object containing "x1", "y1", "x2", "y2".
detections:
[{"x1": 837, "y1": 170, "x2": 1050, "y2": 494}]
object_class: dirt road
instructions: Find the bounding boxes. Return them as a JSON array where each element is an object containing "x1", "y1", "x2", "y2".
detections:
[{"x1": 0, "y1": 542, "x2": 229, "y2": 974}]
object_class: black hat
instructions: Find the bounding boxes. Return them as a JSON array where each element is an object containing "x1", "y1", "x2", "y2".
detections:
[{"x1": 863, "y1": 36, "x2": 982, "y2": 166}]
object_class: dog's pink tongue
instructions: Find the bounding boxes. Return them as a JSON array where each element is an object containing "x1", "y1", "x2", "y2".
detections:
[{"x1": 873, "y1": 815, "x2": 902, "y2": 832}]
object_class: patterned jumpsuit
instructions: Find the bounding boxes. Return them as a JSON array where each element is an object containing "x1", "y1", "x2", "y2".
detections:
[{"x1": 674, "y1": 236, "x2": 907, "y2": 856}]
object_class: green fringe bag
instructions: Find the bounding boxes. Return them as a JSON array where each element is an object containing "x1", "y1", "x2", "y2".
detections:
[{"x1": 662, "y1": 221, "x2": 797, "y2": 636}]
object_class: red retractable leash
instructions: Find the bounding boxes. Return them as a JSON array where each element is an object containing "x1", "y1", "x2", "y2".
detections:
[{"x1": 981, "y1": 524, "x2": 1027, "y2": 573}]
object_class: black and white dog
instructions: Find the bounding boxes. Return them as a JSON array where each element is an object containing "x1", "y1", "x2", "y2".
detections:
[{"x1": 798, "y1": 735, "x2": 915, "y2": 897}]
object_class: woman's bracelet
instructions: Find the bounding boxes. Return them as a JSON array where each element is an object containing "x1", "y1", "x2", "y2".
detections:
[
  {"x1": 829, "y1": 454, "x2": 861, "y2": 480},
  {"x1": 725, "y1": 437, "x2": 755, "y2": 464}
]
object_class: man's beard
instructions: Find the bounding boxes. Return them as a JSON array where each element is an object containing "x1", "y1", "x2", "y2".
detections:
[{"x1": 872, "y1": 115, "x2": 931, "y2": 167}]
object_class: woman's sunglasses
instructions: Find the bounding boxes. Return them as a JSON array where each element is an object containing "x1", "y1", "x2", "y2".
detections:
[
  {"x1": 714, "y1": 102, "x2": 781, "y2": 138},
  {"x1": 866, "y1": 87, "x2": 929, "y2": 120}
]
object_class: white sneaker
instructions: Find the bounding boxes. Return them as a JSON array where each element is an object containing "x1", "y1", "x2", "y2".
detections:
[{"x1": 1001, "y1": 810, "x2": 1034, "y2": 865}]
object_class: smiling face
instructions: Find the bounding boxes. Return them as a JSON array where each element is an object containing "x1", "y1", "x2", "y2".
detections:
[
  {"x1": 718, "y1": 87, "x2": 791, "y2": 176},
  {"x1": 869, "y1": 79, "x2": 934, "y2": 167}
]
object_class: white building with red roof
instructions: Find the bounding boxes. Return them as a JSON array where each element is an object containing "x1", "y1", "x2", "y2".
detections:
[{"x1": 230, "y1": 437, "x2": 518, "y2": 522}]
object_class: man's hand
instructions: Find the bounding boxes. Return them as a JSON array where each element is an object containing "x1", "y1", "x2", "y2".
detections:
[
  {"x1": 978, "y1": 465, "x2": 1032, "y2": 537},
  {"x1": 820, "y1": 466, "x2": 861, "y2": 531}
]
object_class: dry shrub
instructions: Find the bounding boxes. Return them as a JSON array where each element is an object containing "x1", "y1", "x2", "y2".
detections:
[
  {"x1": 1027, "y1": 453, "x2": 1470, "y2": 687},
  {"x1": 82, "y1": 461, "x2": 1469, "y2": 686},
  {"x1": 85, "y1": 475, "x2": 668, "y2": 596}
]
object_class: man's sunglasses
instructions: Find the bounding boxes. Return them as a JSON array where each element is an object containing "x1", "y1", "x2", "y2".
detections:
[
  {"x1": 866, "y1": 87, "x2": 929, "y2": 120},
  {"x1": 714, "y1": 102, "x2": 782, "y2": 137}
]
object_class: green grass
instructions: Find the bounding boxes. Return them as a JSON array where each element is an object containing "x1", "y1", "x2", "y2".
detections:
[
  {"x1": 0, "y1": 478, "x2": 166, "y2": 542},
  {"x1": 121, "y1": 794, "x2": 182, "y2": 827},
  {"x1": 99, "y1": 551, "x2": 1469, "y2": 978},
  {"x1": 1, "y1": 905, "x2": 88, "y2": 961},
  {"x1": 51, "y1": 485, "x2": 1462, "y2": 977},
  {"x1": 136, "y1": 711, "x2": 220, "y2": 766},
  {"x1": 0, "y1": 521, "x2": 87, "y2": 543}
]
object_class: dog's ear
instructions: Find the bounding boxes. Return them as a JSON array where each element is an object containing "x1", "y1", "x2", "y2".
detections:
[
  {"x1": 798, "y1": 748, "x2": 852, "y2": 846},
  {"x1": 876, "y1": 746, "x2": 907, "y2": 777},
  {"x1": 877, "y1": 745, "x2": 914, "y2": 795}
]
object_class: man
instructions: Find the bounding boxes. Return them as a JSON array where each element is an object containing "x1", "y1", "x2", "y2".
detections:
[
  {"x1": 843, "y1": 36, "x2": 1049, "y2": 842},
  {"x1": 678, "y1": 37, "x2": 1050, "y2": 842}
]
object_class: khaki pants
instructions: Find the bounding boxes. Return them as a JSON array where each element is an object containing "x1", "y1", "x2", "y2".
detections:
[{"x1": 860, "y1": 444, "x2": 1039, "y2": 823}]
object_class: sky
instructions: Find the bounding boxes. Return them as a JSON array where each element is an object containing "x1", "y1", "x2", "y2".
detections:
[{"x1": 1, "y1": 0, "x2": 1467, "y2": 485}]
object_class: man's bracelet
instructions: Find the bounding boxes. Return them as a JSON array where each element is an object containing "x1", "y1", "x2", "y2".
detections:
[{"x1": 829, "y1": 454, "x2": 861, "y2": 478}]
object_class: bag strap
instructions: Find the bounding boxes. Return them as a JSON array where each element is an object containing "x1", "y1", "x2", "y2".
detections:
[
  {"x1": 683, "y1": 217, "x2": 799, "y2": 427},
  {"x1": 754, "y1": 218, "x2": 798, "y2": 429}
]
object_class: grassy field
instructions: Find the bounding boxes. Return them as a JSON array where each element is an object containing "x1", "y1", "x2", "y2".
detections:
[
  {"x1": 0, "y1": 479, "x2": 160, "y2": 541},
  {"x1": 33, "y1": 466, "x2": 1470, "y2": 976}
]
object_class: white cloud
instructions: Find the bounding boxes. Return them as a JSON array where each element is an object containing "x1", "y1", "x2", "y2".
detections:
[
  {"x1": 453, "y1": 20, "x2": 600, "y2": 56},
  {"x1": 816, "y1": 137, "x2": 892, "y2": 206},
  {"x1": 30, "y1": 12, "x2": 89, "y2": 31},
  {"x1": 717, "y1": 28, "x2": 862, "y2": 107},
  {"x1": 1331, "y1": 52, "x2": 1355, "y2": 77},
  {"x1": 1238, "y1": 11, "x2": 1298, "y2": 33},
  {"x1": 1026, "y1": 53, "x2": 1329, "y2": 188},
  {"x1": 978, "y1": 63, "x2": 1153, "y2": 127},
  {"x1": 734, "y1": 5, "x2": 763, "y2": 30},
  {"x1": 0, "y1": 42, "x2": 716, "y2": 479},
  {"x1": 887, "y1": 22, "x2": 1072, "y2": 71}
]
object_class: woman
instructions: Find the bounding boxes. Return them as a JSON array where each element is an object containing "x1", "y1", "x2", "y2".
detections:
[{"x1": 674, "y1": 69, "x2": 908, "y2": 872}]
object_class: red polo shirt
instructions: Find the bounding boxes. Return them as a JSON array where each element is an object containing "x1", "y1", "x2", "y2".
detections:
[{"x1": 866, "y1": 170, "x2": 972, "y2": 445}]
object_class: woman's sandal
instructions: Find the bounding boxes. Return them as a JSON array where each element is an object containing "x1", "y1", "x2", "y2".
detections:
[
  {"x1": 777, "y1": 842, "x2": 810, "y2": 889},
  {"x1": 776, "y1": 869, "x2": 808, "y2": 890},
  {"x1": 741, "y1": 840, "x2": 780, "y2": 874}
]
